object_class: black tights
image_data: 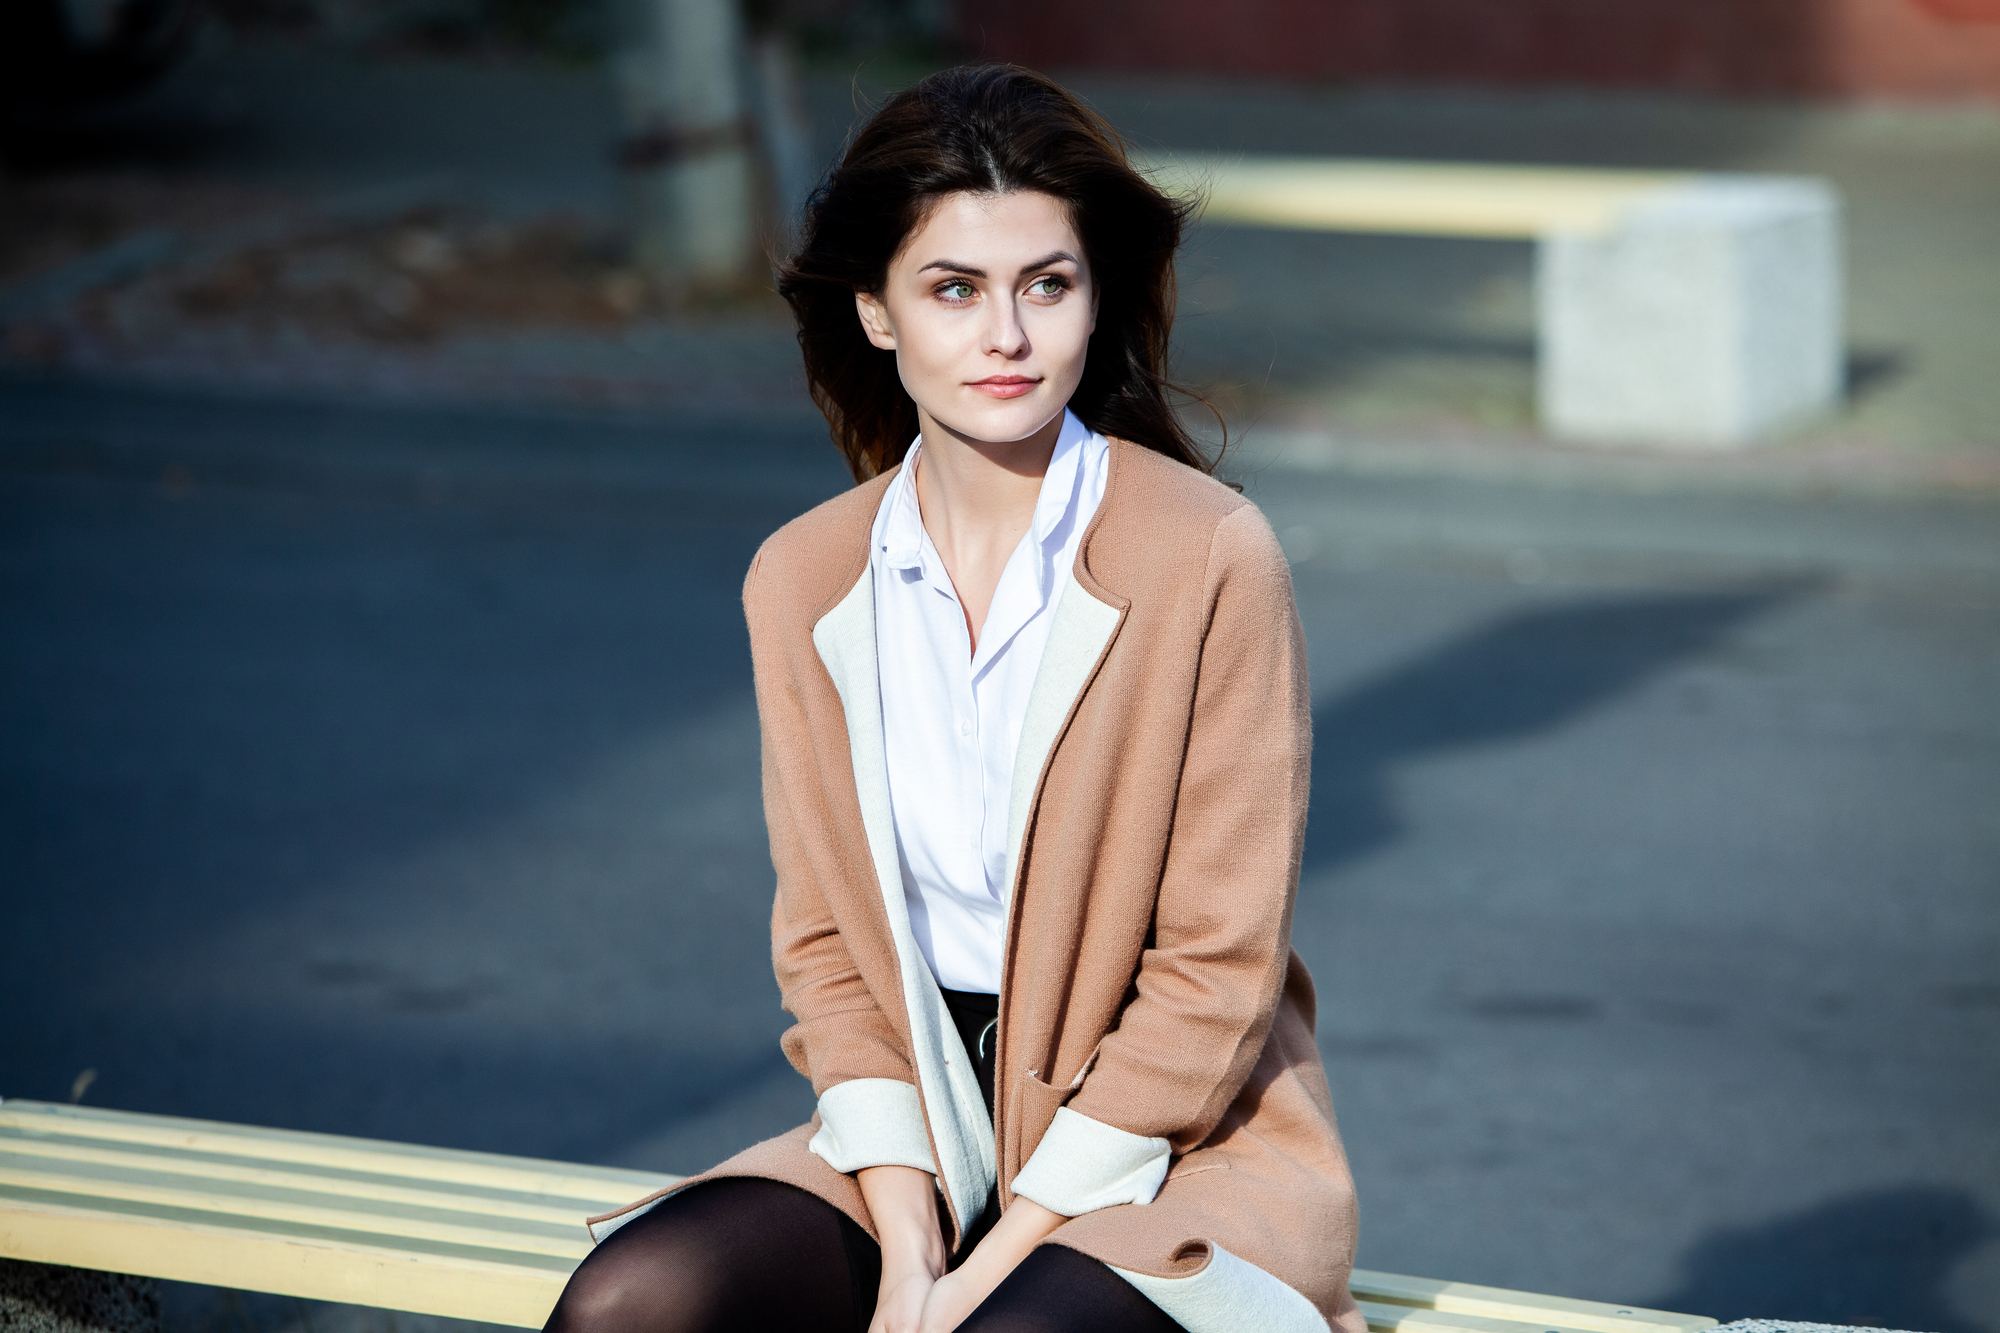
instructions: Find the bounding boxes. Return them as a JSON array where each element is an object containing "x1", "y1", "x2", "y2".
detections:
[{"x1": 544, "y1": 1176, "x2": 1187, "y2": 1333}]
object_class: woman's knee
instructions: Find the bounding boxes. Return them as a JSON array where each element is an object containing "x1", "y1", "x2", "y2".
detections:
[
  {"x1": 545, "y1": 1243, "x2": 685, "y2": 1333},
  {"x1": 544, "y1": 1206, "x2": 732, "y2": 1333}
]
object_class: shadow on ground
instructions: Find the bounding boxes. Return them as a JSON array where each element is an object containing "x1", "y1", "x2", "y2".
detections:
[
  {"x1": 1304, "y1": 585, "x2": 1803, "y2": 876},
  {"x1": 1649, "y1": 1186, "x2": 1995, "y2": 1332}
]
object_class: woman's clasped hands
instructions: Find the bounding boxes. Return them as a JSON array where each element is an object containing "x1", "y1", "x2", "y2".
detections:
[{"x1": 858, "y1": 1165, "x2": 1067, "y2": 1333}]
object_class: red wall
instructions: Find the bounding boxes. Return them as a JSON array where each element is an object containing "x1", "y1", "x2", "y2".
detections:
[{"x1": 960, "y1": 0, "x2": 2000, "y2": 100}]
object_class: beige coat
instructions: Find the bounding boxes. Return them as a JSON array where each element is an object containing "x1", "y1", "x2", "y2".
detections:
[{"x1": 592, "y1": 439, "x2": 1364, "y2": 1333}]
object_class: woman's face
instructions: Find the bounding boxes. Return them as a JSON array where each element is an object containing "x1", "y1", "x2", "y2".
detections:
[{"x1": 856, "y1": 189, "x2": 1097, "y2": 448}]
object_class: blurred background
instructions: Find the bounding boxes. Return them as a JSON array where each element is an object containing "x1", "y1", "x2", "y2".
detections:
[{"x1": 3, "y1": 1, "x2": 1997, "y2": 1332}]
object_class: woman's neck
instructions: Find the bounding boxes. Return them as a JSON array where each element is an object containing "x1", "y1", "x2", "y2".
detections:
[{"x1": 910, "y1": 408, "x2": 1065, "y2": 654}]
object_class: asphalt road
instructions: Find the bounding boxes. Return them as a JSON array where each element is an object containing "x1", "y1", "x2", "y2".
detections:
[{"x1": 2, "y1": 378, "x2": 1996, "y2": 1333}]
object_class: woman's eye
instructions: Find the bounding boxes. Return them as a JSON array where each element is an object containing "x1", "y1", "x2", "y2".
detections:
[
  {"x1": 937, "y1": 280, "x2": 975, "y2": 301},
  {"x1": 1028, "y1": 276, "x2": 1068, "y2": 297}
]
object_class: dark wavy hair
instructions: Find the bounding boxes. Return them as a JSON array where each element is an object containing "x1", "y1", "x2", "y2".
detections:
[{"x1": 777, "y1": 65, "x2": 1215, "y2": 483}]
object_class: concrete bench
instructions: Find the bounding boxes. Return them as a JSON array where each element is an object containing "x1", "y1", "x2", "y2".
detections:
[
  {"x1": 1137, "y1": 154, "x2": 1843, "y2": 450},
  {"x1": 1, "y1": 1098, "x2": 1717, "y2": 1333}
]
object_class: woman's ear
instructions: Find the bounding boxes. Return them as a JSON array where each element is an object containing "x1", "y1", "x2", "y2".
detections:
[{"x1": 855, "y1": 290, "x2": 898, "y2": 350}]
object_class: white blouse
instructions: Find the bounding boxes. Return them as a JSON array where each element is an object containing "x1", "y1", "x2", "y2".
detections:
[{"x1": 872, "y1": 410, "x2": 1110, "y2": 994}]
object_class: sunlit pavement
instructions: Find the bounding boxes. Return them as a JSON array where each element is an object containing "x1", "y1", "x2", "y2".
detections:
[{"x1": 3, "y1": 376, "x2": 1995, "y2": 1332}]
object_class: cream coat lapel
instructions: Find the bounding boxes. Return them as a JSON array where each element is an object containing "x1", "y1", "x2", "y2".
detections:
[
  {"x1": 1003, "y1": 568, "x2": 1123, "y2": 903},
  {"x1": 810, "y1": 568, "x2": 996, "y2": 1236}
]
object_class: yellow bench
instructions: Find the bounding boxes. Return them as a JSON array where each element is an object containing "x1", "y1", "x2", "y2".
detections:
[
  {"x1": 1134, "y1": 154, "x2": 1695, "y2": 239},
  {"x1": 1133, "y1": 152, "x2": 1843, "y2": 449},
  {"x1": 1, "y1": 1099, "x2": 1717, "y2": 1333}
]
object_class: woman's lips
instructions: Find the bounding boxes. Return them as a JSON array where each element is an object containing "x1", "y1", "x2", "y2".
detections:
[{"x1": 968, "y1": 376, "x2": 1041, "y2": 400}]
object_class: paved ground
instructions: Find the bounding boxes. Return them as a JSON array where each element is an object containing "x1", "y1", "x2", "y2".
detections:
[{"x1": 2, "y1": 375, "x2": 1995, "y2": 1333}]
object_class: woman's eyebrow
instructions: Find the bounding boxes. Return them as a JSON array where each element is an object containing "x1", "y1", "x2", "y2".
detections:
[
  {"x1": 1015, "y1": 250, "x2": 1079, "y2": 275},
  {"x1": 914, "y1": 250, "x2": 1080, "y2": 279}
]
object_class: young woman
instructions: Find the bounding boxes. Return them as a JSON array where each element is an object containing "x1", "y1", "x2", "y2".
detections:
[{"x1": 545, "y1": 65, "x2": 1364, "y2": 1333}]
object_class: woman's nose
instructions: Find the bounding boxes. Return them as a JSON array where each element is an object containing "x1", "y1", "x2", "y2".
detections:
[{"x1": 985, "y1": 298, "x2": 1029, "y2": 357}]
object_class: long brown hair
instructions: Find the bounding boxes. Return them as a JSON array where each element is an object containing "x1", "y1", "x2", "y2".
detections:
[{"x1": 777, "y1": 65, "x2": 1215, "y2": 483}]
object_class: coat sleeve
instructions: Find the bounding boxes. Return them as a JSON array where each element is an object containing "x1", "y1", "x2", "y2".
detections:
[
  {"x1": 1011, "y1": 502, "x2": 1309, "y2": 1215},
  {"x1": 748, "y1": 551, "x2": 936, "y2": 1176}
]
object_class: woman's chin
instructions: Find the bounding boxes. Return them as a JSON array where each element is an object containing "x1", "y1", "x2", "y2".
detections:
[{"x1": 929, "y1": 394, "x2": 1066, "y2": 447}]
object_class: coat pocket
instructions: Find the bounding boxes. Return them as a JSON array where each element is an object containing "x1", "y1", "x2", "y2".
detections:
[{"x1": 1165, "y1": 1144, "x2": 1232, "y2": 1183}]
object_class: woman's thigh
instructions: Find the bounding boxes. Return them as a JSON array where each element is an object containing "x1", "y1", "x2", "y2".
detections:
[
  {"x1": 958, "y1": 1242, "x2": 1188, "y2": 1333},
  {"x1": 542, "y1": 1176, "x2": 879, "y2": 1333}
]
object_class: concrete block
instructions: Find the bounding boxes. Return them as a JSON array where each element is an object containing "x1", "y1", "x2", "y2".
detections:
[
  {"x1": 1537, "y1": 176, "x2": 1843, "y2": 448},
  {"x1": 0, "y1": 1260, "x2": 159, "y2": 1333}
]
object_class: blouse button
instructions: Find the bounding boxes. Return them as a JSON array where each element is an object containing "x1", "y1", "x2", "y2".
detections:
[{"x1": 958, "y1": 717, "x2": 973, "y2": 737}]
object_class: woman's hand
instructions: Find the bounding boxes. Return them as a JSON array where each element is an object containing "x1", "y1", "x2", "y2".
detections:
[
  {"x1": 917, "y1": 1197, "x2": 1066, "y2": 1331},
  {"x1": 873, "y1": 1264, "x2": 938, "y2": 1333},
  {"x1": 916, "y1": 1269, "x2": 992, "y2": 1333},
  {"x1": 859, "y1": 1166, "x2": 947, "y2": 1333}
]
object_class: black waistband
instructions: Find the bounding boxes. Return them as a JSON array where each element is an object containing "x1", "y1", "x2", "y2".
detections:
[
  {"x1": 938, "y1": 987, "x2": 998, "y2": 1021},
  {"x1": 937, "y1": 987, "x2": 999, "y2": 1120}
]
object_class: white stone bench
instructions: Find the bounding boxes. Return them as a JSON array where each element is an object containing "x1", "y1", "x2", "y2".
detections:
[
  {"x1": 0, "y1": 1098, "x2": 1717, "y2": 1333},
  {"x1": 1137, "y1": 154, "x2": 1843, "y2": 450}
]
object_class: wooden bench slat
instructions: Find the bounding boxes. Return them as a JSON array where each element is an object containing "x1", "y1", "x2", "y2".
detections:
[
  {"x1": 0, "y1": 1165, "x2": 592, "y2": 1258},
  {"x1": 5, "y1": 1117, "x2": 650, "y2": 1204},
  {"x1": 3, "y1": 1196, "x2": 569, "y2": 1328},
  {"x1": 1362, "y1": 1299, "x2": 1646, "y2": 1333},
  {"x1": 0, "y1": 1102, "x2": 671, "y2": 1204},
  {"x1": 7, "y1": 1136, "x2": 611, "y2": 1225},
  {"x1": 1133, "y1": 154, "x2": 1694, "y2": 239},
  {"x1": 1351, "y1": 1270, "x2": 1713, "y2": 1333},
  {"x1": 2, "y1": 1186, "x2": 581, "y2": 1271}
]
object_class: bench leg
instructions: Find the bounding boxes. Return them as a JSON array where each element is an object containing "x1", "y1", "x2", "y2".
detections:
[
  {"x1": 0, "y1": 1260, "x2": 161, "y2": 1333},
  {"x1": 1537, "y1": 176, "x2": 1844, "y2": 448}
]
